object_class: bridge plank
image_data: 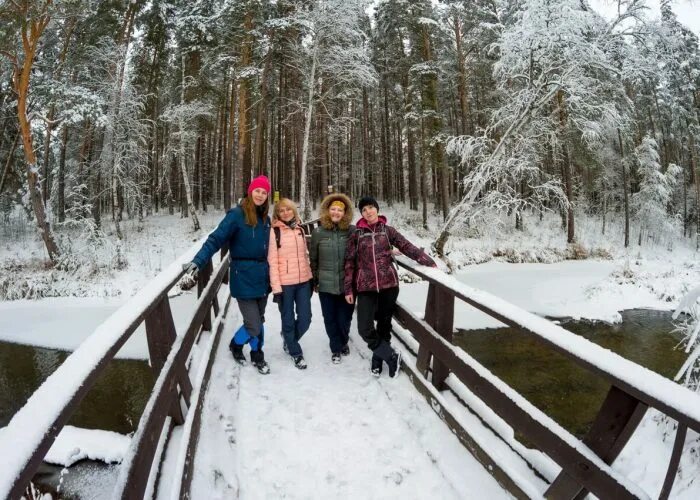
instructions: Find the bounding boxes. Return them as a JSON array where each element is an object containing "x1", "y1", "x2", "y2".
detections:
[{"x1": 179, "y1": 295, "x2": 232, "y2": 499}]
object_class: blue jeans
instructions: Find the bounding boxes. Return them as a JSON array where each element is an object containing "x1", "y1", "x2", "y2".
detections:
[
  {"x1": 319, "y1": 292, "x2": 355, "y2": 354},
  {"x1": 278, "y1": 281, "x2": 312, "y2": 357}
]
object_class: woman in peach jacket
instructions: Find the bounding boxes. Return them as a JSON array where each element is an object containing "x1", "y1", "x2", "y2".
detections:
[{"x1": 268, "y1": 198, "x2": 313, "y2": 369}]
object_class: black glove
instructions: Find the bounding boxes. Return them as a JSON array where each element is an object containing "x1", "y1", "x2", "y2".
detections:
[
  {"x1": 183, "y1": 262, "x2": 199, "y2": 280},
  {"x1": 180, "y1": 262, "x2": 199, "y2": 290},
  {"x1": 273, "y1": 293, "x2": 283, "y2": 304}
]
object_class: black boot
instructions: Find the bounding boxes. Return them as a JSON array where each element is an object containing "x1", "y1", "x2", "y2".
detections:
[
  {"x1": 371, "y1": 355, "x2": 382, "y2": 377},
  {"x1": 373, "y1": 341, "x2": 401, "y2": 378},
  {"x1": 250, "y1": 350, "x2": 270, "y2": 375},
  {"x1": 387, "y1": 350, "x2": 402, "y2": 378},
  {"x1": 230, "y1": 343, "x2": 246, "y2": 366}
]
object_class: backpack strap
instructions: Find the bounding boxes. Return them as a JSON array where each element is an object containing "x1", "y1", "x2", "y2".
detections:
[{"x1": 274, "y1": 226, "x2": 281, "y2": 249}]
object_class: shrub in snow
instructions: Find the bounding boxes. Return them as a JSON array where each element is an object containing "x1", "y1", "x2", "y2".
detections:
[{"x1": 673, "y1": 286, "x2": 700, "y2": 392}]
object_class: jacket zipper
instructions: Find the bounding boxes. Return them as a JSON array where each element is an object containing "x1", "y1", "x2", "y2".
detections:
[{"x1": 371, "y1": 227, "x2": 379, "y2": 292}]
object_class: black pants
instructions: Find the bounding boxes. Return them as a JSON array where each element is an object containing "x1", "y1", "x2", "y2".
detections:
[
  {"x1": 356, "y1": 287, "x2": 400, "y2": 352},
  {"x1": 319, "y1": 292, "x2": 355, "y2": 354}
]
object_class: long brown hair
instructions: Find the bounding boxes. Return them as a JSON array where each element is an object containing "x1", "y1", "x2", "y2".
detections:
[{"x1": 241, "y1": 195, "x2": 269, "y2": 226}]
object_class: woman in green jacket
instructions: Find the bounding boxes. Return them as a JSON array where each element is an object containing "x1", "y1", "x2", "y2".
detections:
[{"x1": 309, "y1": 193, "x2": 355, "y2": 364}]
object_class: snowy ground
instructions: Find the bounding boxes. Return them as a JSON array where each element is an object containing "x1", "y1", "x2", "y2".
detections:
[{"x1": 184, "y1": 298, "x2": 511, "y2": 500}]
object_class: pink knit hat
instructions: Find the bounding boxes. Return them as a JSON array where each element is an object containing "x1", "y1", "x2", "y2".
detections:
[{"x1": 247, "y1": 175, "x2": 271, "y2": 195}]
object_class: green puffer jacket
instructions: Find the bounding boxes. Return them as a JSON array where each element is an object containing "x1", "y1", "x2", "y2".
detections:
[{"x1": 309, "y1": 193, "x2": 355, "y2": 295}]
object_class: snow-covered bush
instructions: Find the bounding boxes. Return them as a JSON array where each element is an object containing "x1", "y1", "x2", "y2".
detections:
[{"x1": 673, "y1": 286, "x2": 700, "y2": 391}]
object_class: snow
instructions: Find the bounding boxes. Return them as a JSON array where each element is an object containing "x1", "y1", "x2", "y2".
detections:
[
  {"x1": 0, "y1": 238, "x2": 207, "y2": 497},
  {"x1": 2, "y1": 205, "x2": 700, "y2": 497},
  {"x1": 0, "y1": 293, "x2": 201, "y2": 358},
  {"x1": 43, "y1": 426, "x2": 130, "y2": 467},
  {"x1": 396, "y1": 256, "x2": 700, "y2": 430},
  {"x1": 187, "y1": 297, "x2": 512, "y2": 499}
]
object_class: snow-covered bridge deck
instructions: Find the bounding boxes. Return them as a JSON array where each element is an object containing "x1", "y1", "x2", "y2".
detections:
[{"x1": 177, "y1": 298, "x2": 510, "y2": 499}]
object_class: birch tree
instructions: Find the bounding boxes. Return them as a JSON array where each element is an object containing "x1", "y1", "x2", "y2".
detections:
[{"x1": 283, "y1": 0, "x2": 377, "y2": 218}]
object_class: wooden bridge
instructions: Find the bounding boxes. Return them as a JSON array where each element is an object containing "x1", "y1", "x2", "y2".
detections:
[{"x1": 1, "y1": 224, "x2": 700, "y2": 499}]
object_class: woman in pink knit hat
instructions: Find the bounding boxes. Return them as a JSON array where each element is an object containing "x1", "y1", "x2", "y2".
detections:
[
  {"x1": 268, "y1": 198, "x2": 313, "y2": 369},
  {"x1": 186, "y1": 175, "x2": 273, "y2": 374}
]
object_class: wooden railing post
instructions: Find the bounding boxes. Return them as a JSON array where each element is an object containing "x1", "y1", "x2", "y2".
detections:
[
  {"x1": 545, "y1": 385, "x2": 647, "y2": 499},
  {"x1": 197, "y1": 260, "x2": 214, "y2": 332},
  {"x1": 423, "y1": 283, "x2": 455, "y2": 391},
  {"x1": 145, "y1": 296, "x2": 177, "y2": 373},
  {"x1": 145, "y1": 296, "x2": 186, "y2": 425}
]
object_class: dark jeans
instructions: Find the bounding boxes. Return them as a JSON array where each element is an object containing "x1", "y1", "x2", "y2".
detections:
[
  {"x1": 278, "y1": 281, "x2": 312, "y2": 357},
  {"x1": 319, "y1": 292, "x2": 355, "y2": 354},
  {"x1": 356, "y1": 287, "x2": 400, "y2": 352}
]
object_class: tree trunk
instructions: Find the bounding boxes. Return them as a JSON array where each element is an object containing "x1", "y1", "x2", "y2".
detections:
[
  {"x1": 690, "y1": 132, "x2": 700, "y2": 249},
  {"x1": 0, "y1": 132, "x2": 20, "y2": 194},
  {"x1": 454, "y1": 14, "x2": 472, "y2": 136},
  {"x1": 179, "y1": 54, "x2": 200, "y2": 231},
  {"x1": 57, "y1": 125, "x2": 68, "y2": 222},
  {"x1": 236, "y1": 12, "x2": 253, "y2": 201},
  {"x1": 618, "y1": 128, "x2": 630, "y2": 248},
  {"x1": 556, "y1": 91, "x2": 575, "y2": 243},
  {"x1": 299, "y1": 46, "x2": 317, "y2": 219},
  {"x1": 12, "y1": 6, "x2": 61, "y2": 261}
]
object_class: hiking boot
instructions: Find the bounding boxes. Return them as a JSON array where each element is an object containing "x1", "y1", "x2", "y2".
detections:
[
  {"x1": 371, "y1": 355, "x2": 382, "y2": 377},
  {"x1": 331, "y1": 353, "x2": 342, "y2": 364},
  {"x1": 230, "y1": 344, "x2": 246, "y2": 366},
  {"x1": 253, "y1": 360, "x2": 270, "y2": 374},
  {"x1": 250, "y1": 350, "x2": 270, "y2": 375},
  {"x1": 387, "y1": 350, "x2": 402, "y2": 378},
  {"x1": 293, "y1": 356, "x2": 307, "y2": 370},
  {"x1": 283, "y1": 341, "x2": 289, "y2": 354},
  {"x1": 341, "y1": 344, "x2": 350, "y2": 356}
]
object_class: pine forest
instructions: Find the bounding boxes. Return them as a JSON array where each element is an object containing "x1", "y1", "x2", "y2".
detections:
[{"x1": 1, "y1": 0, "x2": 699, "y2": 262}]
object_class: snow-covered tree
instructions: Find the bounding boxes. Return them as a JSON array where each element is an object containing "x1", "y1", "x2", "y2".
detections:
[
  {"x1": 434, "y1": 0, "x2": 625, "y2": 255},
  {"x1": 632, "y1": 136, "x2": 682, "y2": 245},
  {"x1": 90, "y1": 38, "x2": 150, "y2": 238},
  {"x1": 282, "y1": 0, "x2": 377, "y2": 218}
]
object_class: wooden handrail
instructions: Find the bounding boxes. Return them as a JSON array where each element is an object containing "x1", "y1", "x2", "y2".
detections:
[
  {"x1": 393, "y1": 256, "x2": 700, "y2": 499},
  {"x1": 0, "y1": 238, "x2": 227, "y2": 499},
  {"x1": 113, "y1": 255, "x2": 230, "y2": 498}
]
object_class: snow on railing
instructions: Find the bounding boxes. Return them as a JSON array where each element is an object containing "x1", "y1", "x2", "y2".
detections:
[
  {"x1": 394, "y1": 255, "x2": 700, "y2": 499},
  {"x1": 0, "y1": 237, "x2": 207, "y2": 499},
  {"x1": 395, "y1": 255, "x2": 700, "y2": 429}
]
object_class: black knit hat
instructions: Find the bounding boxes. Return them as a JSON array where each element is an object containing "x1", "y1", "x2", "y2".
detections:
[{"x1": 357, "y1": 196, "x2": 379, "y2": 213}]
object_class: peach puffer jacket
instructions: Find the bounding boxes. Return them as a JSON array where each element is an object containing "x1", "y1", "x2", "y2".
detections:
[{"x1": 268, "y1": 219, "x2": 313, "y2": 294}]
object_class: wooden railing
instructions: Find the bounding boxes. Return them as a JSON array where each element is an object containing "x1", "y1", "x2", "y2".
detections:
[
  {"x1": 0, "y1": 244, "x2": 231, "y2": 500},
  {"x1": 392, "y1": 256, "x2": 700, "y2": 500}
]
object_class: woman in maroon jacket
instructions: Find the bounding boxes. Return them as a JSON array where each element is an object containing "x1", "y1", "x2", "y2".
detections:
[{"x1": 344, "y1": 196, "x2": 436, "y2": 377}]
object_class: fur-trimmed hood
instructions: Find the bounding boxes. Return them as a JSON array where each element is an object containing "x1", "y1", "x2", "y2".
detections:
[{"x1": 319, "y1": 193, "x2": 354, "y2": 230}]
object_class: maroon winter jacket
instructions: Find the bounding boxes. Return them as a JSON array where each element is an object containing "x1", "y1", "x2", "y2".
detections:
[{"x1": 343, "y1": 215, "x2": 435, "y2": 295}]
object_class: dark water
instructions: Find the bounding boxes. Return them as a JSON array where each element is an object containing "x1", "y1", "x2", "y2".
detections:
[
  {"x1": 454, "y1": 309, "x2": 686, "y2": 438},
  {"x1": 0, "y1": 341, "x2": 155, "y2": 434}
]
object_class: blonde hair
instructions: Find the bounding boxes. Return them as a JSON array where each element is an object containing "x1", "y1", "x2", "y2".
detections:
[{"x1": 273, "y1": 198, "x2": 300, "y2": 223}]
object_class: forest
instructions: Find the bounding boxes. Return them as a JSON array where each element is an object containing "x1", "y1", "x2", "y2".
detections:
[{"x1": 0, "y1": 0, "x2": 699, "y2": 263}]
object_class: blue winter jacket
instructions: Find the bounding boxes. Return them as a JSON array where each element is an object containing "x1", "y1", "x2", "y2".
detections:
[{"x1": 192, "y1": 205, "x2": 271, "y2": 299}]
